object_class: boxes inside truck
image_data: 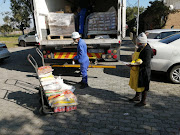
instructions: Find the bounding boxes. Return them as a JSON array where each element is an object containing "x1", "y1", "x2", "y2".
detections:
[
  {"x1": 48, "y1": 13, "x2": 75, "y2": 36},
  {"x1": 46, "y1": 0, "x2": 118, "y2": 40},
  {"x1": 86, "y1": 7, "x2": 117, "y2": 36}
]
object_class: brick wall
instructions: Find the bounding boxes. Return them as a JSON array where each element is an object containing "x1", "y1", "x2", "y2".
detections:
[{"x1": 164, "y1": 10, "x2": 180, "y2": 29}]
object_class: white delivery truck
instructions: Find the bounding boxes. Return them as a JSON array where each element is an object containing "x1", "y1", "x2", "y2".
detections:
[{"x1": 31, "y1": 0, "x2": 126, "y2": 64}]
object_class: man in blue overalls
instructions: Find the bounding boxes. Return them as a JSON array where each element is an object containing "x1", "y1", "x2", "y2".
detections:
[{"x1": 72, "y1": 32, "x2": 89, "y2": 89}]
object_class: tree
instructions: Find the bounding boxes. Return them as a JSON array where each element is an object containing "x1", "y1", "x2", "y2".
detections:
[
  {"x1": 0, "y1": 24, "x2": 13, "y2": 36},
  {"x1": 126, "y1": 6, "x2": 145, "y2": 22},
  {"x1": 10, "y1": 0, "x2": 32, "y2": 34},
  {"x1": 127, "y1": 0, "x2": 176, "y2": 33},
  {"x1": 3, "y1": 16, "x2": 11, "y2": 25},
  {"x1": 142, "y1": 1, "x2": 172, "y2": 30}
]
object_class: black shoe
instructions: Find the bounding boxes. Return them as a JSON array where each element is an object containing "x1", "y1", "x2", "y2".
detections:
[
  {"x1": 80, "y1": 83, "x2": 89, "y2": 89},
  {"x1": 77, "y1": 81, "x2": 83, "y2": 85},
  {"x1": 129, "y1": 96, "x2": 140, "y2": 102},
  {"x1": 134, "y1": 102, "x2": 146, "y2": 107}
]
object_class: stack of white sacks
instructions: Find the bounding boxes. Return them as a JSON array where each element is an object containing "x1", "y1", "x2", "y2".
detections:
[{"x1": 38, "y1": 66, "x2": 78, "y2": 112}]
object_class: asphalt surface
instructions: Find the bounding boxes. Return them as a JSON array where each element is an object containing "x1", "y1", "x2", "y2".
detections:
[{"x1": 0, "y1": 37, "x2": 180, "y2": 135}]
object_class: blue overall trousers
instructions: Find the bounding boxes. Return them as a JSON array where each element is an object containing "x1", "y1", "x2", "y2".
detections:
[{"x1": 74, "y1": 39, "x2": 89, "y2": 84}]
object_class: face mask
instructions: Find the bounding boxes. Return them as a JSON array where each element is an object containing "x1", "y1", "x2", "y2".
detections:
[
  {"x1": 73, "y1": 39, "x2": 78, "y2": 43},
  {"x1": 75, "y1": 39, "x2": 79, "y2": 43}
]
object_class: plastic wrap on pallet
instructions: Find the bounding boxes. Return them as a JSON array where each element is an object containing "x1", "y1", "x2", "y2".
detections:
[
  {"x1": 87, "y1": 7, "x2": 117, "y2": 35},
  {"x1": 48, "y1": 13, "x2": 75, "y2": 35}
]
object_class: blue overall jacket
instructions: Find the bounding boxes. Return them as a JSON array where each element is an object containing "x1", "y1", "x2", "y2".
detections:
[{"x1": 74, "y1": 38, "x2": 89, "y2": 63}]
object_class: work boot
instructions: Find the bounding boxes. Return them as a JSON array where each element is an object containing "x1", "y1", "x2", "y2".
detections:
[
  {"x1": 134, "y1": 91, "x2": 147, "y2": 107},
  {"x1": 77, "y1": 81, "x2": 83, "y2": 85},
  {"x1": 129, "y1": 92, "x2": 140, "y2": 102},
  {"x1": 80, "y1": 83, "x2": 89, "y2": 89}
]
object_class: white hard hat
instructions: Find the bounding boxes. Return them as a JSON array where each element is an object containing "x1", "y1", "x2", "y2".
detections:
[{"x1": 72, "y1": 32, "x2": 81, "y2": 39}]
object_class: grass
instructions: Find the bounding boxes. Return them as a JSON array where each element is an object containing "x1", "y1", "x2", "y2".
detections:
[{"x1": 0, "y1": 35, "x2": 20, "y2": 48}]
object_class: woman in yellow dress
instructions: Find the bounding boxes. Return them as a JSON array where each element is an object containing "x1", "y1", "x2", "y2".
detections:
[{"x1": 129, "y1": 33, "x2": 153, "y2": 106}]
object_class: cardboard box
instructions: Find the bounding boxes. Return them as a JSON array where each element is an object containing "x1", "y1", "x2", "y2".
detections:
[
  {"x1": 56, "y1": 11, "x2": 64, "y2": 13},
  {"x1": 65, "y1": 6, "x2": 72, "y2": 13}
]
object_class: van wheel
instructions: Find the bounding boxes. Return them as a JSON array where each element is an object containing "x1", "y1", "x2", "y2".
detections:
[
  {"x1": 168, "y1": 65, "x2": 180, "y2": 84},
  {"x1": 19, "y1": 40, "x2": 26, "y2": 47}
]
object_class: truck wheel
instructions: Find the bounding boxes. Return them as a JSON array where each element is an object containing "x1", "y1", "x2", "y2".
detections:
[
  {"x1": 19, "y1": 40, "x2": 26, "y2": 47},
  {"x1": 168, "y1": 65, "x2": 180, "y2": 84}
]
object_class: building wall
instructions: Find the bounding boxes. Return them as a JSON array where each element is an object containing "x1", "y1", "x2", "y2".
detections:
[
  {"x1": 164, "y1": 10, "x2": 180, "y2": 29},
  {"x1": 174, "y1": 1, "x2": 180, "y2": 9},
  {"x1": 163, "y1": 0, "x2": 180, "y2": 9},
  {"x1": 163, "y1": 0, "x2": 180, "y2": 28}
]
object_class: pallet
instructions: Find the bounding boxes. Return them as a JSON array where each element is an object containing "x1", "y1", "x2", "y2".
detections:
[{"x1": 47, "y1": 35, "x2": 72, "y2": 40}]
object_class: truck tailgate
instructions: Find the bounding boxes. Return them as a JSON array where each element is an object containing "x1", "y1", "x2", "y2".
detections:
[{"x1": 41, "y1": 39, "x2": 119, "y2": 45}]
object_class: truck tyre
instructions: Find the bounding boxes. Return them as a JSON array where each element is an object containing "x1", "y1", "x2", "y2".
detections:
[
  {"x1": 168, "y1": 65, "x2": 180, "y2": 84},
  {"x1": 19, "y1": 40, "x2": 26, "y2": 47}
]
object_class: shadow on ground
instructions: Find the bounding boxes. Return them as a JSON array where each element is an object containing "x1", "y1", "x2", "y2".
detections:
[
  {"x1": 0, "y1": 81, "x2": 180, "y2": 134},
  {"x1": 0, "y1": 42, "x2": 179, "y2": 134},
  {"x1": 0, "y1": 47, "x2": 41, "y2": 73}
]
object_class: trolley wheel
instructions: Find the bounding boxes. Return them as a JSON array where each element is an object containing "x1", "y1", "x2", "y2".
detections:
[
  {"x1": 39, "y1": 106, "x2": 53, "y2": 115},
  {"x1": 39, "y1": 106, "x2": 46, "y2": 115}
]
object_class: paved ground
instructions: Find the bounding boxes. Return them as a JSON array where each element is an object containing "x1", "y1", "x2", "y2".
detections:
[{"x1": 0, "y1": 37, "x2": 180, "y2": 135}]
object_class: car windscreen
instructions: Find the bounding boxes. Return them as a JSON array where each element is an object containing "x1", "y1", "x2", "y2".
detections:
[
  {"x1": 147, "y1": 33, "x2": 159, "y2": 39},
  {"x1": 156, "y1": 31, "x2": 179, "y2": 39},
  {"x1": 159, "y1": 33, "x2": 180, "y2": 44},
  {"x1": 28, "y1": 31, "x2": 35, "y2": 35}
]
